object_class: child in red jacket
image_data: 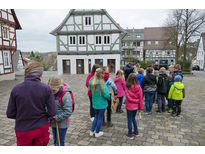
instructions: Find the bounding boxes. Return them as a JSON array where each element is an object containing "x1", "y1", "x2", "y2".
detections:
[{"x1": 125, "y1": 73, "x2": 143, "y2": 139}]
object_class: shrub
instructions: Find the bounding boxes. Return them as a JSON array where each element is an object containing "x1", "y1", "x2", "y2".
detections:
[{"x1": 139, "y1": 61, "x2": 151, "y2": 69}]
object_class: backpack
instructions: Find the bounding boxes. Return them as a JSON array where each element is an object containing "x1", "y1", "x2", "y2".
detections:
[{"x1": 158, "y1": 75, "x2": 168, "y2": 94}]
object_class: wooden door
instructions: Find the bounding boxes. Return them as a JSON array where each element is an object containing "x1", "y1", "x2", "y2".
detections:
[
  {"x1": 76, "y1": 59, "x2": 84, "y2": 74},
  {"x1": 63, "y1": 60, "x2": 71, "y2": 74},
  {"x1": 108, "y1": 59, "x2": 115, "y2": 73},
  {"x1": 95, "y1": 59, "x2": 103, "y2": 67}
]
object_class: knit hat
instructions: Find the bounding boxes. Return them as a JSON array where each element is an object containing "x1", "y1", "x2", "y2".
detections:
[{"x1": 174, "y1": 75, "x2": 182, "y2": 82}]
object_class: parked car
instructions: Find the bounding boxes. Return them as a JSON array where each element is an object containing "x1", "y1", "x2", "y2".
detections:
[{"x1": 192, "y1": 65, "x2": 200, "y2": 71}]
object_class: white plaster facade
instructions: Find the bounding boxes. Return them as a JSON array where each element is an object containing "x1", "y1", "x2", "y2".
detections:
[
  {"x1": 57, "y1": 54, "x2": 120, "y2": 75},
  {"x1": 51, "y1": 9, "x2": 125, "y2": 74},
  {"x1": 196, "y1": 34, "x2": 205, "y2": 70}
]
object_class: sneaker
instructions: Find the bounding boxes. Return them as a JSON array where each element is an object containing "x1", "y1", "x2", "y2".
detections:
[
  {"x1": 120, "y1": 110, "x2": 124, "y2": 113},
  {"x1": 134, "y1": 132, "x2": 140, "y2": 137},
  {"x1": 126, "y1": 134, "x2": 134, "y2": 140},
  {"x1": 107, "y1": 122, "x2": 113, "y2": 127},
  {"x1": 90, "y1": 131, "x2": 95, "y2": 136},
  {"x1": 148, "y1": 112, "x2": 152, "y2": 115},
  {"x1": 95, "y1": 131, "x2": 104, "y2": 138},
  {"x1": 168, "y1": 109, "x2": 173, "y2": 113},
  {"x1": 90, "y1": 117, "x2": 95, "y2": 122}
]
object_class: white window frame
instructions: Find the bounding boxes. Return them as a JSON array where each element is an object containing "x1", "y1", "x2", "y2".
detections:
[
  {"x1": 155, "y1": 41, "x2": 159, "y2": 46},
  {"x1": 78, "y1": 35, "x2": 86, "y2": 45},
  {"x1": 68, "y1": 35, "x2": 76, "y2": 45},
  {"x1": 95, "y1": 35, "x2": 102, "y2": 45},
  {"x1": 3, "y1": 51, "x2": 10, "y2": 68},
  {"x1": 84, "y1": 16, "x2": 92, "y2": 26},
  {"x1": 2, "y1": 25, "x2": 10, "y2": 40},
  {"x1": 103, "y1": 35, "x2": 111, "y2": 45},
  {"x1": 147, "y1": 41, "x2": 151, "y2": 45}
]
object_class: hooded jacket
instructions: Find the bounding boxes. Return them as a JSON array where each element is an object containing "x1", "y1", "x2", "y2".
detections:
[
  {"x1": 125, "y1": 84, "x2": 143, "y2": 111},
  {"x1": 89, "y1": 78, "x2": 109, "y2": 109},
  {"x1": 114, "y1": 75, "x2": 126, "y2": 97},
  {"x1": 142, "y1": 74, "x2": 157, "y2": 92},
  {"x1": 168, "y1": 82, "x2": 185, "y2": 100},
  {"x1": 104, "y1": 72, "x2": 117, "y2": 94},
  {"x1": 124, "y1": 64, "x2": 134, "y2": 81},
  {"x1": 51, "y1": 83, "x2": 73, "y2": 128},
  {"x1": 137, "y1": 73, "x2": 144, "y2": 91},
  {"x1": 86, "y1": 72, "x2": 95, "y2": 96}
]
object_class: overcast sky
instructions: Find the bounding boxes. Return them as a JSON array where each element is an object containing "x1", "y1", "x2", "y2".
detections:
[{"x1": 14, "y1": 9, "x2": 174, "y2": 52}]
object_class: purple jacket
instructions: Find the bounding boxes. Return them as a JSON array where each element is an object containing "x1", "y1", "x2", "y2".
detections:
[{"x1": 6, "y1": 75, "x2": 57, "y2": 132}]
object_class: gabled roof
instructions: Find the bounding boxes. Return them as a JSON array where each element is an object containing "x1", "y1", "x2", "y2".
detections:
[
  {"x1": 11, "y1": 9, "x2": 22, "y2": 30},
  {"x1": 144, "y1": 27, "x2": 173, "y2": 41},
  {"x1": 123, "y1": 29, "x2": 144, "y2": 41},
  {"x1": 12, "y1": 50, "x2": 23, "y2": 71},
  {"x1": 50, "y1": 9, "x2": 126, "y2": 36}
]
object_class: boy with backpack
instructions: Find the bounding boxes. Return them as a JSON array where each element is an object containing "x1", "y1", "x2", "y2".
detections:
[
  {"x1": 103, "y1": 66, "x2": 117, "y2": 127},
  {"x1": 156, "y1": 67, "x2": 168, "y2": 113},
  {"x1": 168, "y1": 75, "x2": 185, "y2": 117}
]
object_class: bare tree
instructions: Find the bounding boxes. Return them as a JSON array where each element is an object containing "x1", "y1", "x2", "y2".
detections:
[{"x1": 165, "y1": 9, "x2": 205, "y2": 70}]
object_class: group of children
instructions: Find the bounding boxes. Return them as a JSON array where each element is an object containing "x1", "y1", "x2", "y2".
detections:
[{"x1": 86, "y1": 63, "x2": 185, "y2": 139}]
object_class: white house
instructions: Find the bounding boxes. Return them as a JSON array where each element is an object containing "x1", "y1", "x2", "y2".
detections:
[
  {"x1": 50, "y1": 9, "x2": 126, "y2": 75},
  {"x1": 196, "y1": 33, "x2": 205, "y2": 70},
  {"x1": 0, "y1": 9, "x2": 22, "y2": 81}
]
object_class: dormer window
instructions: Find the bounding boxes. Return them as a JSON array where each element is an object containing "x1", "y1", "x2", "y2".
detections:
[{"x1": 84, "y1": 16, "x2": 92, "y2": 26}]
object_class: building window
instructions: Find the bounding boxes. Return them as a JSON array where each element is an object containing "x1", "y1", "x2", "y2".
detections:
[
  {"x1": 137, "y1": 51, "x2": 140, "y2": 55},
  {"x1": 127, "y1": 50, "x2": 130, "y2": 55},
  {"x1": 136, "y1": 35, "x2": 141, "y2": 38},
  {"x1": 4, "y1": 52, "x2": 10, "y2": 67},
  {"x1": 169, "y1": 41, "x2": 172, "y2": 45},
  {"x1": 2, "y1": 26, "x2": 9, "y2": 39},
  {"x1": 137, "y1": 42, "x2": 140, "y2": 47},
  {"x1": 167, "y1": 51, "x2": 170, "y2": 55},
  {"x1": 156, "y1": 52, "x2": 158, "y2": 55},
  {"x1": 95, "y1": 36, "x2": 102, "y2": 45},
  {"x1": 85, "y1": 16, "x2": 92, "y2": 26},
  {"x1": 190, "y1": 53, "x2": 193, "y2": 56},
  {"x1": 104, "y1": 35, "x2": 110, "y2": 44},
  {"x1": 155, "y1": 41, "x2": 159, "y2": 46},
  {"x1": 69, "y1": 36, "x2": 76, "y2": 45},
  {"x1": 78, "y1": 36, "x2": 86, "y2": 45},
  {"x1": 147, "y1": 41, "x2": 151, "y2": 45}
]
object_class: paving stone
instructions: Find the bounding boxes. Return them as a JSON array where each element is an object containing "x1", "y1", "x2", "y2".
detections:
[{"x1": 1, "y1": 72, "x2": 205, "y2": 146}]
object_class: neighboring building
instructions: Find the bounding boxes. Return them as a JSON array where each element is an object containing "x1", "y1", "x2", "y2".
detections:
[
  {"x1": 12, "y1": 50, "x2": 24, "y2": 71},
  {"x1": 50, "y1": 9, "x2": 126, "y2": 75},
  {"x1": 196, "y1": 33, "x2": 205, "y2": 70},
  {"x1": 0, "y1": 9, "x2": 22, "y2": 81},
  {"x1": 144, "y1": 27, "x2": 176, "y2": 68},
  {"x1": 121, "y1": 28, "x2": 144, "y2": 65}
]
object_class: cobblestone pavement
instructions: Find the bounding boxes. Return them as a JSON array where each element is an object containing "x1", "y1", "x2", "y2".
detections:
[{"x1": 0, "y1": 71, "x2": 205, "y2": 146}]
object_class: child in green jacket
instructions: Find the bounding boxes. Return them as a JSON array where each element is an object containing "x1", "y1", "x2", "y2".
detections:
[
  {"x1": 168, "y1": 75, "x2": 185, "y2": 117},
  {"x1": 89, "y1": 68, "x2": 110, "y2": 137}
]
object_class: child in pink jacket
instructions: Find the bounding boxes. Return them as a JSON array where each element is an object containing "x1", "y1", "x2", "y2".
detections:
[
  {"x1": 125, "y1": 73, "x2": 143, "y2": 139},
  {"x1": 114, "y1": 70, "x2": 126, "y2": 113}
]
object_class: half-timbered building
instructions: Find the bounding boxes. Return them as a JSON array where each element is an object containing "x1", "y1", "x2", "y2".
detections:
[
  {"x1": 0, "y1": 9, "x2": 22, "y2": 81},
  {"x1": 50, "y1": 9, "x2": 126, "y2": 74}
]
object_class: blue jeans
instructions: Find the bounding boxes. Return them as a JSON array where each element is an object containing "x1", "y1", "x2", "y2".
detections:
[
  {"x1": 144, "y1": 91, "x2": 155, "y2": 113},
  {"x1": 91, "y1": 109, "x2": 105, "y2": 133},
  {"x1": 168, "y1": 99, "x2": 173, "y2": 109},
  {"x1": 157, "y1": 93, "x2": 166, "y2": 112},
  {"x1": 116, "y1": 97, "x2": 123, "y2": 112},
  {"x1": 52, "y1": 127, "x2": 68, "y2": 146},
  {"x1": 89, "y1": 96, "x2": 95, "y2": 118},
  {"x1": 127, "y1": 110, "x2": 138, "y2": 135}
]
